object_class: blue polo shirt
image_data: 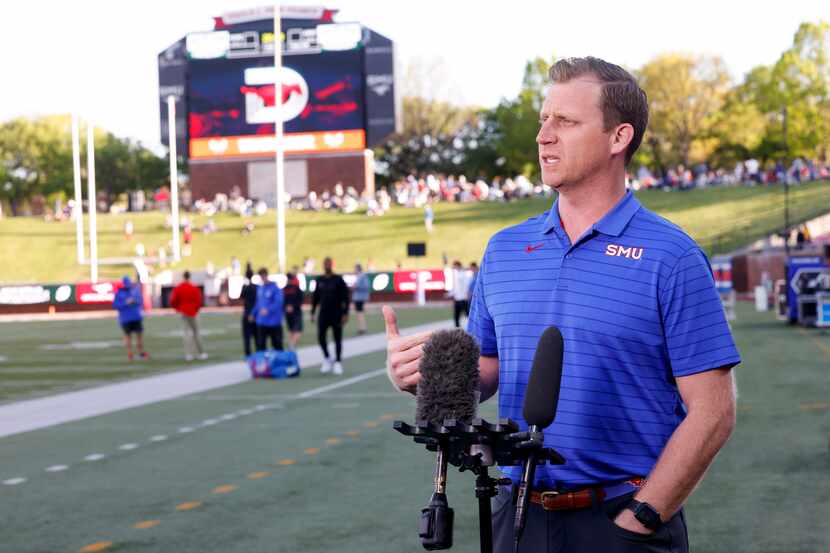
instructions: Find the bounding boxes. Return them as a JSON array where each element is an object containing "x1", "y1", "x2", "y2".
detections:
[{"x1": 467, "y1": 190, "x2": 740, "y2": 489}]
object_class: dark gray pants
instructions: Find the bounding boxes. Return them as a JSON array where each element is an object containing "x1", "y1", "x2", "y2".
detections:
[{"x1": 491, "y1": 486, "x2": 689, "y2": 553}]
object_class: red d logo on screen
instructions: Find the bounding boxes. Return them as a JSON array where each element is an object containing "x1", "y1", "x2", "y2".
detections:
[{"x1": 241, "y1": 66, "x2": 309, "y2": 124}]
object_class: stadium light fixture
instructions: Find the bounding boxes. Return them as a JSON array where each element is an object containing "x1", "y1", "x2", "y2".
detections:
[
  {"x1": 315, "y1": 23, "x2": 362, "y2": 51},
  {"x1": 185, "y1": 31, "x2": 230, "y2": 59}
]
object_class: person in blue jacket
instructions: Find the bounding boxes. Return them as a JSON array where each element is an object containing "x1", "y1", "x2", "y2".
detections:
[
  {"x1": 253, "y1": 267, "x2": 284, "y2": 351},
  {"x1": 112, "y1": 275, "x2": 149, "y2": 361}
]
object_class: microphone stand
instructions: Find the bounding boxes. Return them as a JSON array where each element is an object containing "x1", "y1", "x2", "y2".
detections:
[{"x1": 394, "y1": 418, "x2": 565, "y2": 553}]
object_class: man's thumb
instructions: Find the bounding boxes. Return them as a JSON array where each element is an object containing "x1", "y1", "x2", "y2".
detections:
[{"x1": 382, "y1": 305, "x2": 399, "y2": 338}]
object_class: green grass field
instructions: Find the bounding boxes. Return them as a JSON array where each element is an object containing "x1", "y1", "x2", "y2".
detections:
[
  {"x1": 1, "y1": 303, "x2": 829, "y2": 553},
  {"x1": 1, "y1": 181, "x2": 828, "y2": 284},
  {"x1": 0, "y1": 305, "x2": 449, "y2": 405}
]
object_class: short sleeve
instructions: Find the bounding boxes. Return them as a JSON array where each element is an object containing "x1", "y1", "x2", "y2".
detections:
[
  {"x1": 660, "y1": 248, "x2": 741, "y2": 377},
  {"x1": 466, "y1": 251, "x2": 497, "y2": 356}
]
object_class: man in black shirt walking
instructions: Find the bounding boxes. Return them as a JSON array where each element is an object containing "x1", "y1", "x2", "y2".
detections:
[
  {"x1": 240, "y1": 264, "x2": 258, "y2": 357},
  {"x1": 311, "y1": 257, "x2": 350, "y2": 375}
]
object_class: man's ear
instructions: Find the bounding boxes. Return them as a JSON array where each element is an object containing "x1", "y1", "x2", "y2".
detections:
[{"x1": 610, "y1": 123, "x2": 634, "y2": 157}]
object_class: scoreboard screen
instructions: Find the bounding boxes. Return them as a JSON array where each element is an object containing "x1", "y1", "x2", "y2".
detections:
[{"x1": 188, "y1": 50, "x2": 365, "y2": 138}]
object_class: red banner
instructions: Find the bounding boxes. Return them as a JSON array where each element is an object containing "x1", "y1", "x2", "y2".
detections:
[
  {"x1": 75, "y1": 281, "x2": 123, "y2": 305},
  {"x1": 393, "y1": 270, "x2": 446, "y2": 293}
]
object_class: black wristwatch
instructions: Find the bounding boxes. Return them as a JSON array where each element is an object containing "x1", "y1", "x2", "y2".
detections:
[{"x1": 627, "y1": 499, "x2": 663, "y2": 530}]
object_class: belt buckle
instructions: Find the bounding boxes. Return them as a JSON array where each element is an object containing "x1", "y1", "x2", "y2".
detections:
[{"x1": 540, "y1": 490, "x2": 560, "y2": 505}]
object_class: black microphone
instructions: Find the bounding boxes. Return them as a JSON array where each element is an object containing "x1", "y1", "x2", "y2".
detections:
[
  {"x1": 513, "y1": 326, "x2": 564, "y2": 553},
  {"x1": 415, "y1": 328, "x2": 480, "y2": 550}
]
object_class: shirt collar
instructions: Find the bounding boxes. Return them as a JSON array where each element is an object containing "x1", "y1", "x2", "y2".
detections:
[{"x1": 541, "y1": 190, "x2": 641, "y2": 237}]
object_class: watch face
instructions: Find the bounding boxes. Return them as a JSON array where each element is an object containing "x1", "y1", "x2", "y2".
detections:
[{"x1": 632, "y1": 501, "x2": 662, "y2": 530}]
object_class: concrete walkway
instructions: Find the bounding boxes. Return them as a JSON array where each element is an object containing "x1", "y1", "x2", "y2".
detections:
[{"x1": 0, "y1": 320, "x2": 450, "y2": 439}]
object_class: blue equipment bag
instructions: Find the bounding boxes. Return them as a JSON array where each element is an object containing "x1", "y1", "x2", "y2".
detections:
[{"x1": 247, "y1": 350, "x2": 301, "y2": 379}]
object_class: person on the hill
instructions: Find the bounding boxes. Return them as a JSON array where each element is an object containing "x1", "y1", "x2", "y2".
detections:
[
  {"x1": 112, "y1": 275, "x2": 148, "y2": 361},
  {"x1": 253, "y1": 267, "x2": 284, "y2": 351},
  {"x1": 352, "y1": 263, "x2": 370, "y2": 335},
  {"x1": 282, "y1": 272, "x2": 304, "y2": 350},
  {"x1": 170, "y1": 271, "x2": 207, "y2": 361},
  {"x1": 240, "y1": 264, "x2": 258, "y2": 357},
  {"x1": 311, "y1": 257, "x2": 350, "y2": 375}
]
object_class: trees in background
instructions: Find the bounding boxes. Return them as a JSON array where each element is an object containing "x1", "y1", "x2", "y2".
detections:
[
  {"x1": 378, "y1": 20, "x2": 830, "y2": 182},
  {"x1": 0, "y1": 115, "x2": 167, "y2": 215},
  {"x1": 2, "y1": 21, "x2": 828, "y2": 213}
]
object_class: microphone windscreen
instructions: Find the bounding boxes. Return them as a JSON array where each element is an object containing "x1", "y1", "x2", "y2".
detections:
[
  {"x1": 523, "y1": 326, "x2": 564, "y2": 429},
  {"x1": 415, "y1": 329, "x2": 480, "y2": 426}
]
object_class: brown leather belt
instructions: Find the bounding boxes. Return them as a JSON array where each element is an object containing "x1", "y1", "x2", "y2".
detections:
[
  {"x1": 529, "y1": 487, "x2": 605, "y2": 511},
  {"x1": 529, "y1": 477, "x2": 646, "y2": 512}
]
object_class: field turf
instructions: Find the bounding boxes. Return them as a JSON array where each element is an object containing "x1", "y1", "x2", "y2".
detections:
[
  {"x1": 1, "y1": 303, "x2": 829, "y2": 552},
  {"x1": 1, "y1": 180, "x2": 828, "y2": 284},
  {"x1": 0, "y1": 305, "x2": 448, "y2": 404}
]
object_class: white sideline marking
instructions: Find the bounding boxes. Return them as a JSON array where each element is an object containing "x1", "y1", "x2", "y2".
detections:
[
  {"x1": 84, "y1": 453, "x2": 106, "y2": 462},
  {"x1": 238, "y1": 409, "x2": 254, "y2": 416},
  {"x1": 220, "y1": 414, "x2": 236, "y2": 421},
  {"x1": 41, "y1": 340, "x2": 122, "y2": 351},
  {"x1": 0, "y1": 355, "x2": 8, "y2": 363},
  {"x1": 296, "y1": 369, "x2": 386, "y2": 399},
  {"x1": 178, "y1": 426, "x2": 194, "y2": 434},
  {"x1": 118, "y1": 443, "x2": 139, "y2": 451},
  {"x1": 45, "y1": 465, "x2": 68, "y2": 472},
  {"x1": 0, "y1": 320, "x2": 451, "y2": 439},
  {"x1": 202, "y1": 419, "x2": 218, "y2": 426},
  {"x1": 149, "y1": 435, "x2": 167, "y2": 442},
  {"x1": 3, "y1": 477, "x2": 26, "y2": 485}
]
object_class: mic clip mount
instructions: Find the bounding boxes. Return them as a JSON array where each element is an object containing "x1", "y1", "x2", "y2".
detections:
[{"x1": 394, "y1": 417, "x2": 565, "y2": 553}]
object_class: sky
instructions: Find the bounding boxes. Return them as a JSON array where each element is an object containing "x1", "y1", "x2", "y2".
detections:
[{"x1": 1, "y1": 0, "x2": 828, "y2": 150}]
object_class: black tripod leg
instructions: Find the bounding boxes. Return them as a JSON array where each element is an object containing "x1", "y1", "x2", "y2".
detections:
[{"x1": 476, "y1": 469, "x2": 494, "y2": 553}]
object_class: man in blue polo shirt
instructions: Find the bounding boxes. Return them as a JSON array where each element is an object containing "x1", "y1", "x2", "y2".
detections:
[{"x1": 385, "y1": 56, "x2": 739, "y2": 553}]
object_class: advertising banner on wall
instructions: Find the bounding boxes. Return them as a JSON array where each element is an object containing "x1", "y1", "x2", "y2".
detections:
[
  {"x1": 392, "y1": 270, "x2": 446, "y2": 293},
  {"x1": 0, "y1": 284, "x2": 76, "y2": 305},
  {"x1": 75, "y1": 281, "x2": 123, "y2": 305}
]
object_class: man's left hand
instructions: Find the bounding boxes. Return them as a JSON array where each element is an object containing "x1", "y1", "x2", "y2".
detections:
[
  {"x1": 613, "y1": 508, "x2": 654, "y2": 535},
  {"x1": 341, "y1": 314, "x2": 349, "y2": 326}
]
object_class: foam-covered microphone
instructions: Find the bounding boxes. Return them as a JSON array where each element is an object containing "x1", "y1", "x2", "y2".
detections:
[
  {"x1": 415, "y1": 328, "x2": 480, "y2": 550},
  {"x1": 513, "y1": 326, "x2": 564, "y2": 553}
]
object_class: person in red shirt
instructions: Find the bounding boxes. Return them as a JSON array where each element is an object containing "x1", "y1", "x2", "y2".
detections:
[{"x1": 170, "y1": 270, "x2": 207, "y2": 361}]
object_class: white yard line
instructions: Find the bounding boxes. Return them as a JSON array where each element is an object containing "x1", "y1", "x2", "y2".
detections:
[{"x1": 0, "y1": 320, "x2": 449, "y2": 439}]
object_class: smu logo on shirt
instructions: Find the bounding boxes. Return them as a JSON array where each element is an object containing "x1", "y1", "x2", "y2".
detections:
[{"x1": 605, "y1": 244, "x2": 644, "y2": 260}]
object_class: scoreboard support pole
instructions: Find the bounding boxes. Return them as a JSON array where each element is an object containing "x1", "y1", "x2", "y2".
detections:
[
  {"x1": 167, "y1": 95, "x2": 182, "y2": 262},
  {"x1": 274, "y1": 4, "x2": 287, "y2": 274}
]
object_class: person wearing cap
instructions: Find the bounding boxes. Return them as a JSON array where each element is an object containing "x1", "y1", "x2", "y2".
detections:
[
  {"x1": 112, "y1": 276, "x2": 149, "y2": 361},
  {"x1": 170, "y1": 270, "x2": 208, "y2": 361}
]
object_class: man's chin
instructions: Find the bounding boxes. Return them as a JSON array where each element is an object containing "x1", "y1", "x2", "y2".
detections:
[{"x1": 541, "y1": 175, "x2": 564, "y2": 189}]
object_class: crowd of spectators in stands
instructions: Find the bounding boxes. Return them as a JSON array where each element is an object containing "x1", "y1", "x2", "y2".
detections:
[
  {"x1": 629, "y1": 158, "x2": 830, "y2": 191},
  {"x1": 177, "y1": 157, "x2": 830, "y2": 220}
]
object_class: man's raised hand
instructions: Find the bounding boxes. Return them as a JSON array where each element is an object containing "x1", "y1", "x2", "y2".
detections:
[{"x1": 383, "y1": 305, "x2": 432, "y2": 394}]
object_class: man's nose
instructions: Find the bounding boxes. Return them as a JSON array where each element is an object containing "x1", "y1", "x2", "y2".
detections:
[{"x1": 536, "y1": 120, "x2": 556, "y2": 145}]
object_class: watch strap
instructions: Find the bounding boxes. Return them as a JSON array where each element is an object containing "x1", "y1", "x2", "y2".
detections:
[{"x1": 627, "y1": 499, "x2": 663, "y2": 530}]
